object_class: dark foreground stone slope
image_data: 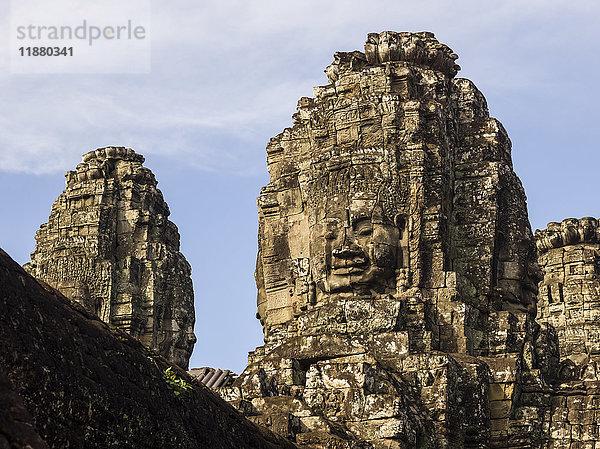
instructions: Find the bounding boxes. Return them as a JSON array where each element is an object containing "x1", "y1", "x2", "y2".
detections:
[
  {"x1": 0, "y1": 371, "x2": 48, "y2": 448},
  {"x1": 0, "y1": 248, "x2": 295, "y2": 449}
]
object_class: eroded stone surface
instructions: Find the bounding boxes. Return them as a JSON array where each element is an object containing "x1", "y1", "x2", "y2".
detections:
[
  {"x1": 24, "y1": 147, "x2": 195, "y2": 369},
  {"x1": 0, "y1": 370, "x2": 48, "y2": 449},
  {"x1": 224, "y1": 31, "x2": 553, "y2": 448}
]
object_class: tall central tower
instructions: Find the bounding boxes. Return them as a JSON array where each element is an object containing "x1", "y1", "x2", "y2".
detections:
[{"x1": 222, "y1": 32, "x2": 553, "y2": 448}]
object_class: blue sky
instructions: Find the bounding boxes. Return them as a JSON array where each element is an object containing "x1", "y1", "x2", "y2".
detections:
[{"x1": 1, "y1": 0, "x2": 599, "y2": 373}]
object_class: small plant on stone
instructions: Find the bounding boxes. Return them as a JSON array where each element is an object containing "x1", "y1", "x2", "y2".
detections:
[
  {"x1": 163, "y1": 367, "x2": 193, "y2": 397},
  {"x1": 141, "y1": 345, "x2": 156, "y2": 361}
]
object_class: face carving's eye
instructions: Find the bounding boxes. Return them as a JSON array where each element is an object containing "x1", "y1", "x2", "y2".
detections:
[
  {"x1": 353, "y1": 218, "x2": 372, "y2": 237},
  {"x1": 324, "y1": 219, "x2": 341, "y2": 240},
  {"x1": 357, "y1": 227, "x2": 372, "y2": 236}
]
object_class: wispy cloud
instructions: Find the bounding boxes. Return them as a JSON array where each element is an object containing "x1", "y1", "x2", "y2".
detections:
[{"x1": 1, "y1": 0, "x2": 599, "y2": 175}]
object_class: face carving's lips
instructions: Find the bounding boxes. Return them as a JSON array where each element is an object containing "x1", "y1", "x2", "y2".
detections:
[
  {"x1": 331, "y1": 256, "x2": 367, "y2": 275},
  {"x1": 331, "y1": 266, "x2": 365, "y2": 275}
]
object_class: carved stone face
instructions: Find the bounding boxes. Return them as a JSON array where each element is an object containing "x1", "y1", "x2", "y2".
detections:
[
  {"x1": 172, "y1": 322, "x2": 197, "y2": 369},
  {"x1": 309, "y1": 199, "x2": 400, "y2": 295}
]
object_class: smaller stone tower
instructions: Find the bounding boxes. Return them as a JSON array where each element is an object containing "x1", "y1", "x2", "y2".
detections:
[
  {"x1": 25, "y1": 147, "x2": 196, "y2": 369},
  {"x1": 535, "y1": 217, "x2": 600, "y2": 448},
  {"x1": 536, "y1": 217, "x2": 600, "y2": 365}
]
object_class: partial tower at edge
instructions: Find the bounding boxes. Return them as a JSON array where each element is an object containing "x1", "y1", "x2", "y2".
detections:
[{"x1": 536, "y1": 217, "x2": 600, "y2": 365}]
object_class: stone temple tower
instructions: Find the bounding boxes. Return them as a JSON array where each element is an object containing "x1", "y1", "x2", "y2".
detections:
[
  {"x1": 25, "y1": 147, "x2": 196, "y2": 369},
  {"x1": 221, "y1": 32, "x2": 557, "y2": 448}
]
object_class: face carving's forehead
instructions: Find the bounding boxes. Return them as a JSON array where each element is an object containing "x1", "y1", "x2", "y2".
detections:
[
  {"x1": 305, "y1": 175, "x2": 401, "y2": 228},
  {"x1": 311, "y1": 195, "x2": 392, "y2": 230},
  {"x1": 300, "y1": 148, "x2": 406, "y2": 213}
]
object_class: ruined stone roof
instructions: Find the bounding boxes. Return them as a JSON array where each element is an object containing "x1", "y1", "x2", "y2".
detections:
[
  {"x1": 365, "y1": 31, "x2": 460, "y2": 75},
  {"x1": 188, "y1": 367, "x2": 237, "y2": 388},
  {"x1": 323, "y1": 31, "x2": 461, "y2": 85}
]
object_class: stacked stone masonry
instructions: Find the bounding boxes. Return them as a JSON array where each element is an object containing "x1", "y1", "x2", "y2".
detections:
[{"x1": 24, "y1": 147, "x2": 196, "y2": 369}]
